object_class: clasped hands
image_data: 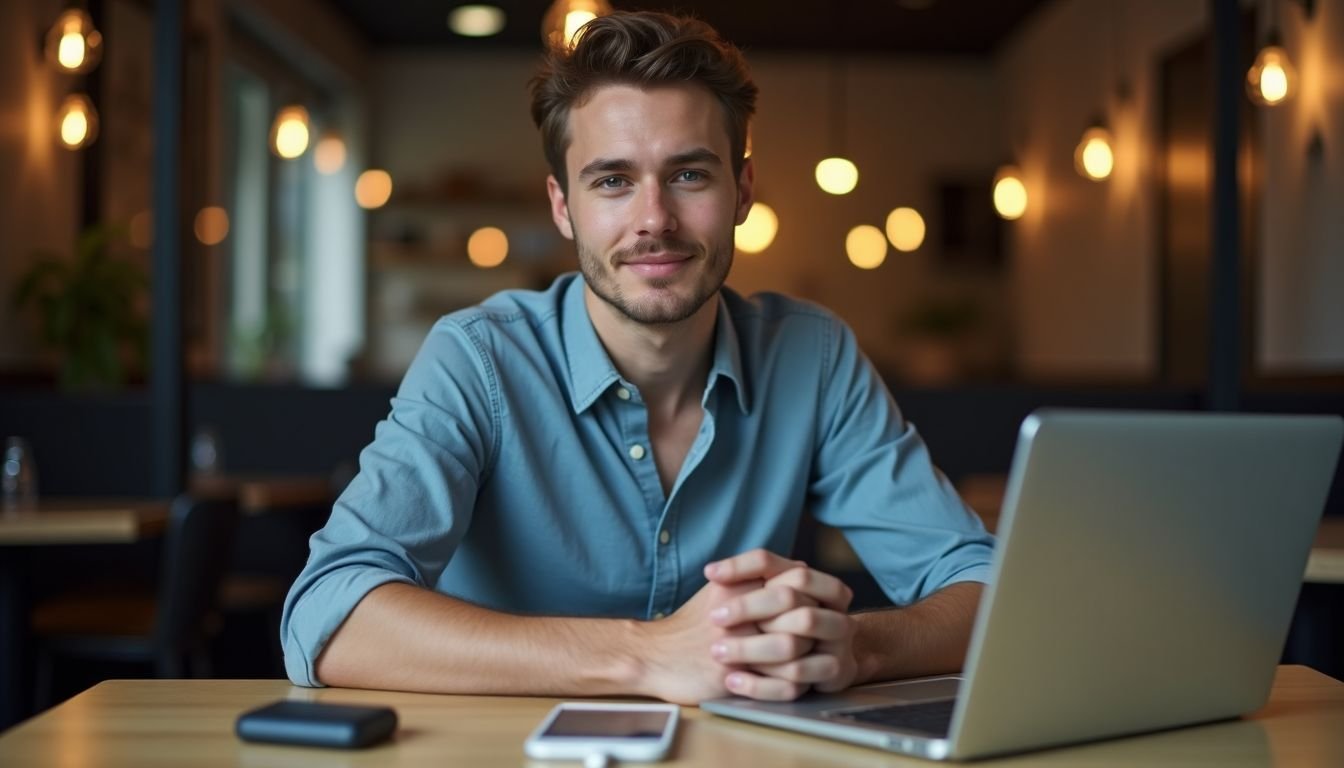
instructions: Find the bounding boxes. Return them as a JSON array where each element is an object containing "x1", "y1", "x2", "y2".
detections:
[{"x1": 646, "y1": 548, "x2": 858, "y2": 704}]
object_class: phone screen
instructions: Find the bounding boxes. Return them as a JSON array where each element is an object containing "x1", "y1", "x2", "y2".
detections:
[{"x1": 541, "y1": 709, "x2": 671, "y2": 739}]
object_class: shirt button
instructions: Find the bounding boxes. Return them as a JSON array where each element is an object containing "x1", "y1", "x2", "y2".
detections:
[
  {"x1": 616, "y1": 387, "x2": 631, "y2": 401},
  {"x1": 628, "y1": 444, "x2": 646, "y2": 460},
  {"x1": 659, "y1": 529, "x2": 670, "y2": 545},
  {"x1": 653, "y1": 612, "x2": 665, "y2": 620}
]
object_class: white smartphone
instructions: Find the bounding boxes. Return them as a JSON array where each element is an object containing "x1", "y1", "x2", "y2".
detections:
[{"x1": 523, "y1": 702, "x2": 680, "y2": 762}]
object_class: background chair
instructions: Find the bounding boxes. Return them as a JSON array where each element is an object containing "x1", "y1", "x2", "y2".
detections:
[{"x1": 31, "y1": 494, "x2": 240, "y2": 707}]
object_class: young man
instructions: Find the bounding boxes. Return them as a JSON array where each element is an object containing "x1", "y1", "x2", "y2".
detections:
[{"x1": 281, "y1": 11, "x2": 993, "y2": 705}]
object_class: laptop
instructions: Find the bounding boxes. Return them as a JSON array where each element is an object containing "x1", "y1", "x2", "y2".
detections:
[{"x1": 702, "y1": 409, "x2": 1343, "y2": 760}]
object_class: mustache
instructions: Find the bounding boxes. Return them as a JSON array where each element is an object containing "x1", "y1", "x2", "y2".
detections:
[{"x1": 612, "y1": 238, "x2": 704, "y2": 263}]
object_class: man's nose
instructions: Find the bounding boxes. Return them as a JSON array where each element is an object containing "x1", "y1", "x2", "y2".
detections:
[{"x1": 635, "y1": 185, "x2": 677, "y2": 237}]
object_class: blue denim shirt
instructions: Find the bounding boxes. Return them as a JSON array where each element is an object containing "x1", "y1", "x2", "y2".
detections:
[{"x1": 281, "y1": 273, "x2": 994, "y2": 686}]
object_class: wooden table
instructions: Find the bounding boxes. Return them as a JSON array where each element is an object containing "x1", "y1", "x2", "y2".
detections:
[
  {"x1": 0, "y1": 499, "x2": 172, "y2": 729},
  {"x1": 188, "y1": 473, "x2": 331, "y2": 516},
  {"x1": 0, "y1": 666, "x2": 1341, "y2": 766},
  {"x1": 0, "y1": 499, "x2": 171, "y2": 546}
]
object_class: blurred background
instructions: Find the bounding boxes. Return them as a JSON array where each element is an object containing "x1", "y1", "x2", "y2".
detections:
[{"x1": 1, "y1": 0, "x2": 1341, "y2": 727}]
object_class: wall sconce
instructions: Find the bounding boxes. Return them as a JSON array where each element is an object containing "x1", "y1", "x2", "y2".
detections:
[
  {"x1": 1247, "y1": 0, "x2": 1314, "y2": 107},
  {"x1": 992, "y1": 165, "x2": 1028, "y2": 220},
  {"x1": 1074, "y1": 119, "x2": 1115, "y2": 182},
  {"x1": 44, "y1": 8, "x2": 103, "y2": 74},
  {"x1": 270, "y1": 105, "x2": 310, "y2": 159},
  {"x1": 541, "y1": 0, "x2": 612, "y2": 50},
  {"x1": 55, "y1": 93, "x2": 99, "y2": 150}
]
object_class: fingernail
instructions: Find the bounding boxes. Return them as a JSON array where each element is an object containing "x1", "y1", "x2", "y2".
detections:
[
  {"x1": 710, "y1": 606, "x2": 729, "y2": 622},
  {"x1": 711, "y1": 643, "x2": 727, "y2": 660},
  {"x1": 727, "y1": 674, "x2": 743, "y2": 690},
  {"x1": 704, "y1": 563, "x2": 720, "y2": 579}
]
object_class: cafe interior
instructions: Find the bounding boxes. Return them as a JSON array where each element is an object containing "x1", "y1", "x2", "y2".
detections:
[{"x1": 1, "y1": 0, "x2": 1341, "y2": 738}]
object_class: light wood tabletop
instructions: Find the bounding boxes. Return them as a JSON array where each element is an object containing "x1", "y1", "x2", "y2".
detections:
[
  {"x1": 0, "y1": 666, "x2": 1341, "y2": 766},
  {"x1": 0, "y1": 499, "x2": 171, "y2": 546},
  {"x1": 189, "y1": 473, "x2": 332, "y2": 516}
]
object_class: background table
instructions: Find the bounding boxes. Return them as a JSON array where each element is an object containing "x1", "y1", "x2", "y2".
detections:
[{"x1": 1, "y1": 666, "x2": 1341, "y2": 766}]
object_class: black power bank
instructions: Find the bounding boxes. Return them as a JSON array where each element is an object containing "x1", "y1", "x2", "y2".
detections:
[{"x1": 236, "y1": 700, "x2": 398, "y2": 749}]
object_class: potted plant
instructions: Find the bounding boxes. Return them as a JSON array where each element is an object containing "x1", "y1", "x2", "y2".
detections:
[{"x1": 11, "y1": 224, "x2": 148, "y2": 391}]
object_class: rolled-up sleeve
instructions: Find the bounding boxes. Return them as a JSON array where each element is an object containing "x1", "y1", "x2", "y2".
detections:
[
  {"x1": 808, "y1": 319, "x2": 994, "y2": 606},
  {"x1": 280, "y1": 317, "x2": 500, "y2": 686}
]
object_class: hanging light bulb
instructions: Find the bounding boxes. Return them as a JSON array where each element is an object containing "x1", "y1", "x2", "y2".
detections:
[
  {"x1": 846, "y1": 225, "x2": 887, "y2": 270},
  {"x1": 992, "y1": 165, "x2": 1028, "y2": 220},
  {"x1": 815, "y1": 157, "x2": 858, "y2": 196},
  {"x1": 313, "y1": 132, "x2": 347, "y2": 174},
  {"x1": 45, "y1": 9, "x2": 103, "y2": 74},
  {"x1": 1074, "y1": 119, "x2": 1115, "y2": 181},
  {"x1": 1247, "y1": 31, "x2": 1296, "y2": 106},
  {"x1": 885, "y1": 207, "x2": 926, "y2": 252},
  {"x1": 271, "y1": 105, "x2": 310, "y2": 159},
  {"x1": 542, "y1": 0, "x2": 613, "y2": 50},
  {"x1": 355, "y1": 170, "x2": 394, "y2": 209},
  {"x1": 736, "y1": 202, "x2": 778, "y2": 254},
  {"x1": 467, "y1": 226, "x2": 509, "y2": 268},
  {"x1": 55, "y1": 93, "x2": 99, "y2": 150}
]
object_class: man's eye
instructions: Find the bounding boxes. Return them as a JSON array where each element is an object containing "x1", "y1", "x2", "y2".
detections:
[
  {"x1": 677, "y1": 170, "x2": 704, "y2": 183},
  {"x1": 599, "y1": 176, "x2": 627, "y2": 189}
]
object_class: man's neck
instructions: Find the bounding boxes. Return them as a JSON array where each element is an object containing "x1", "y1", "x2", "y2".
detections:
[{"x1": 583, "y1": 285, "x2": 717, "y2": 419}]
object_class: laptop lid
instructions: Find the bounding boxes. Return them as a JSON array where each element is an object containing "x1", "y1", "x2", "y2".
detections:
[
  {"x1": 701, "y1": 409, "x2": 1342, "y2": 761},
  {"x1": 947, "y1": 409, "x2": 1342, "y2": 759}
]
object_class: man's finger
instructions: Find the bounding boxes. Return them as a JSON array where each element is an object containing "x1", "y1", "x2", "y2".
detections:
[
  {"x1": 704, "y1": 548, "x2": 802, "y2": 584},
  {"x1": 723, "y1": 670, "x2": 808, "y2": 702},
  {"x1": 765, "y1": 567, "x2": 853, "y2": 612},
  {"x1": 711, "y1": 632, "x2": 814, "y2": 665},
  {"x1": 748, "y1": 654, "x2": 842, "y2": 684},
  {"x1": 711, "y1": 585, "x2": 817, "y2": 627},
  {"x1": 756, "y1": 607, "x2": 852, "y2": 641}
]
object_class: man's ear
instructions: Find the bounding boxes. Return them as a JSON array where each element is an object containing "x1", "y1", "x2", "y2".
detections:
[
  {"x1": 546, "y1": 175, "x2": 574, "y2": 240},
  {"x1": 734, "y1": 158, "x2": 756, "y2": 226}
]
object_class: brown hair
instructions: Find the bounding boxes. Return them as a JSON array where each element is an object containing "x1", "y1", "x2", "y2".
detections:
[{"x1": 529, "y1": 11, "x2": 758, "y2": 192}]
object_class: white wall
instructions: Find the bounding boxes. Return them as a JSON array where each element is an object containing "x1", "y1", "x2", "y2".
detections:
[
  {"x1": 996, "y1": 0, "x2": 1207, "y2": 380},
  {"x1": 0, "y1": 0, "x2": 84, "y2": 367},
  {"x1": 1259, "y1": 0, "x2": 1344, "y2": 371},
  {"x1": 999, "y1": 0, "x2": 1344, "y2": 378}
]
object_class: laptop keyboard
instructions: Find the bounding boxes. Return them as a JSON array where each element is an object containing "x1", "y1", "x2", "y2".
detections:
[{"x1": 828, "y1": 699, "x2": 957, "y2": 737}]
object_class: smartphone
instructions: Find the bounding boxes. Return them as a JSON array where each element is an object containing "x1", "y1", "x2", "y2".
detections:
[
  {"x1": 523, "y1": 702, "x2": 680, "y2": 761},
  {"x1": 235, "y1": 700, "x2": 398, "y2": 749}
]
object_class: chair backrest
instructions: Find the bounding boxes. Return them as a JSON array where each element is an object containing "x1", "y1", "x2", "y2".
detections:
[{"x1": 151, "y1": 494, "x2": 240, "y2": 664}]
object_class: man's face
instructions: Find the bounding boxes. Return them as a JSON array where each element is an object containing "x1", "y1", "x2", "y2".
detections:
[{"x1": 546, "y1": 83, "x2": 754, "y2": 325}]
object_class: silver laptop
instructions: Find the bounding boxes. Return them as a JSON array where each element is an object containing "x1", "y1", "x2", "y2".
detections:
[{"x1": 702, "y1": 409, "x2": 1343, "y2": 760}]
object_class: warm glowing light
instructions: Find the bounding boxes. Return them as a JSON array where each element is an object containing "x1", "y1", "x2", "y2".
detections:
[
  {"x1": 129, "y1": 210, "x2": 153, "y2": 249},
  {"x1": 1247, "y1": 46, "x2": 1295, "y2": 106},
  {"x1": 736, "y1": 202, "x2": 778, "y2": 254},
  {"x1": 885, "y1": 207, "x2": 926, "y2": 252},
  {"x1": 467, "y1": 227, "x2": 509, "y2": 268},
  {"x1": 314, "y1": 135, "x2": 347, "y2": 174},
  {"x1": 194, "y1": 207, "x2": 230, "y2": 246},
  {"x1": 542, "y1": 0, "x2": 612, "y2": 49},
  {"x1": 56, "y1": 94, "x2": 98, "y2": 149},
  {"x1": 992, "y1": 165, "x2": 1028, "y2": 220},
  {"x1": 449, "y1": 5, "x2": 507, "y2": 37},
  {"x1": 1074, "y1": 125, "x2": 1115, "y2": 181},
  {"x1": 846, "y1": 225, "x2": 887, "y2": 270},
  {"x1": 271, "y1": 106, "x2": 310, "y2": 159},
  {"x1": 355, "y1": 170, "x2": 393, "y2": 209},
  {"x1": 45, "y1": 10, "x2": 102, "y2": 74},
  {"x1": 815, "y1": 157, "x2": 859, "y2": 195}
]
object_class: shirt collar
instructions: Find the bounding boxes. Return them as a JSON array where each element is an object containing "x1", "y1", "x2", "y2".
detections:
[{"x1": 561, "y1": 275, "x2": 751, "y2": 416}]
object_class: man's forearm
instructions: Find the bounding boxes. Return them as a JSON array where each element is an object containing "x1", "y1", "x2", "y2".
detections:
[
  {"x1": 851, "y1": 581, "x2": 983, "y2": 685},
  {"x1": 313, "y1": 582, "x2": 649, "y2": 696}
]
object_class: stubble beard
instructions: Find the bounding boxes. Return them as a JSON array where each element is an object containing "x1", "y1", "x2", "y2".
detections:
[{"x1": 574, "y1": 222, "x2": 734, "y2": 326}]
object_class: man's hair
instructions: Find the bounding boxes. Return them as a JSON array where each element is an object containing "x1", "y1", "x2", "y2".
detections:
[{"x1": 529, "y1": 11, "x2": 758, "y2": 192}]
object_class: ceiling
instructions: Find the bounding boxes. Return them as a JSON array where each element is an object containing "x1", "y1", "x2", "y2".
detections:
[{"x1": 326, "y1": 0, "x2": 1052, "y2": 56}]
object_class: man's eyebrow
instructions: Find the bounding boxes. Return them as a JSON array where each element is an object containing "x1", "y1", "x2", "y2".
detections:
[
  {"x1": 577, "y1": 158, "x2": 634, "y2": 181},
  {"x1": 576, "y1": 149, "x2": 724, "y2": 181},
  {"x1": 666, "y1": 148, "x2": 723, "y2": 167}
]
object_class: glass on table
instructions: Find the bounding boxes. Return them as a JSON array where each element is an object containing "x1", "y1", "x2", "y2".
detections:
[{"x1": 2, "y1": 436, "x2": 39, "y2": 513}]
